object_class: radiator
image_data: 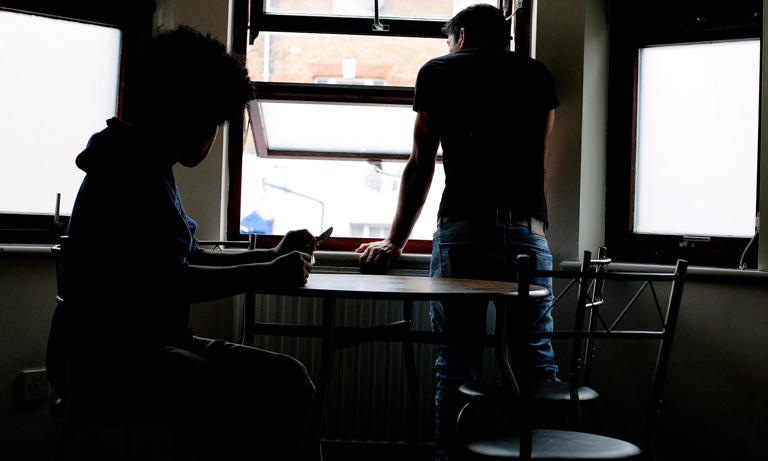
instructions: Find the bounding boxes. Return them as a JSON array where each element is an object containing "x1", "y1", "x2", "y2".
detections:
[{"x1": 243, "y1": 294, "x2": 501, "y2": 443}]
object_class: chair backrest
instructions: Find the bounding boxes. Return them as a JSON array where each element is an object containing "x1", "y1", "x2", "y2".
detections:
[
  {"x1": 579, "y1": 258, "x2": 688, "y2": 456},
  {"x1": 46, "y1": 236, "x2": 71, "y2": 401},
  {"x1": 535, "y1": 247, "x2": 611, "y2": 391},
  {"x1": 582, "y1": 246, "x2": 610, "y2": 385},
  {"x1": 529, "y1": 251, "x2": 687, "y2": 455}
]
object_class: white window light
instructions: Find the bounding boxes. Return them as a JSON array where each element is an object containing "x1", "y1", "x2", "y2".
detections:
[
  {"x1": 249, "y1": 100, "x2": 422, "y2": 158},
  {"x1": 0, "y1": 10, "x2": 121, "y2": 215},
  {"x1": 634, "y1": 39, "x2": 759, "y2": 238}
]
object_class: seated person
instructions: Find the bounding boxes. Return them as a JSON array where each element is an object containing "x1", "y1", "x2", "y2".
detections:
[{"x1": 62, "y1": 26, "x2": 315, "y2": 460}]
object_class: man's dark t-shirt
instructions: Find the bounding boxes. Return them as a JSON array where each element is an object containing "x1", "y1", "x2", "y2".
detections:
[{"x1": 413, "y1": 48, "x2": 559, "y2": 225}]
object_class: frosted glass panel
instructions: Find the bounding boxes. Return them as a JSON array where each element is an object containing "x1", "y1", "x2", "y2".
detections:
[
  {"x1": 257, "y1": 101, "x2": 418, "y2": 155},
  {"x1": 0, "y1": 11, "x2": 121, "y2": 215},
  {"x1": 634, "y1": 40, "x2": 759, "y2": 238}
]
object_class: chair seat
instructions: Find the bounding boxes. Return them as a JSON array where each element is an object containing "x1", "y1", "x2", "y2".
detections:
[
  {"x1": 460, "y1": 381, "x2": 510, "y2": 401},
  {"x1": 459, "y1": 381, "x2": 599, "y2": 403},
  {"x1": 531, "y1": 381, "x2": 600, "y2": 402},
  {"x1": 464, "y1": 429, "x2": 642, "y2": 460}
]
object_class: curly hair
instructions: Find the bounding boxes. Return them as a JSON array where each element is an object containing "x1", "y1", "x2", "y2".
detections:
[
  {"x1": 442, "y1": 4, "x2": 509, "y2": 50},
  {"x1": 128, "y1": 26, "x2": 254, "y2": 127}
]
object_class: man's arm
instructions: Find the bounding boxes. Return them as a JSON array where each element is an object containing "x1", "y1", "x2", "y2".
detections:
[
  {"x1": 356, "y1": 111, "x2": 440, "y2": 271},
  {"x1": 189, "y1": 248, "x2": 276, "y2": 266},
  {"x1": 181, "y1": 250, "x2": 313, "y2": 304},
  {"x1": 188, "y1": 229, "x2": 316, "y2": 266}
]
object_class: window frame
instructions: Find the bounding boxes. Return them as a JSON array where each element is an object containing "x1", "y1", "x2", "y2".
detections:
[
  {"x1": 605, "y1": 1, "x2": 762, "y2": 268},
  {"x1": 227, "y1": 0, "x2": 531, "y2": 248},
  {"x1": 0, "y1": 0, "x2": 154, "y2": 244}
]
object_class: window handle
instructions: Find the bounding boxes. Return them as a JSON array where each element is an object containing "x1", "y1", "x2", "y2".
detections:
[
  {"x1": 504, "y1": 0, "x2": 525, "y2": 19},
  {"x1": 372, "y1": 0, "x2": 389, "y2": 32},
  {"x1": 53, "y1": 193, "x2": 62, "y2": 228}
]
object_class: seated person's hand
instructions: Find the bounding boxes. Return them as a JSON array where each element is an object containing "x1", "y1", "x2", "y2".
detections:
[
  {"x1": 355, "y1": 239, "x2": 403, "y2": 274},
  {"x1": 275, "y1": 229, "x2": 316, "y2": 256},
  {"x1": 270, "y1": 251, "x2": 312, "y2": 286}
]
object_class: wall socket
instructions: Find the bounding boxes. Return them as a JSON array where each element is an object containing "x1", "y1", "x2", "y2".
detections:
[{"x1": 21, "y1": 368, "x2": 49, "y2": 401}]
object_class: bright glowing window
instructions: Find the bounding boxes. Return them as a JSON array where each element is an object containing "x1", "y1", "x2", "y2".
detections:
[
  {"x1": 0, "y1": 10, "x2": 121, "y2": 216},
  {"x1": 233, "y1": 1, "x2": 516, "y2": 242},
  {"x1": 634, "y1": 40, "x2": 759, "y2": 238},
  {"x1": 239, "y1": 155, "x2": 445, "y2": 239}
]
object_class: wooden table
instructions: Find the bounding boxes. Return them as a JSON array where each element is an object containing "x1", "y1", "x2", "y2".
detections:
[{"x1": 241, "y1": 271, "x2": 549, "y2": 451}]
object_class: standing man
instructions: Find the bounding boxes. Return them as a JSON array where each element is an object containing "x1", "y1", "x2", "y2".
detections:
[{"x1": 356, "y1": 4, "x2": 559, "y2": 460}]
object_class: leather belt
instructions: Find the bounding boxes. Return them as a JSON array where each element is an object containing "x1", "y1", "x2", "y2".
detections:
[{"x1": 438, "y1": 212, "x2": 546, "y2": 237}]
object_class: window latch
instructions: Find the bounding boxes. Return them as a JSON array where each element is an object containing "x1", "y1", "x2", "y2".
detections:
[
  {"x1": 680, "y1": 235, "x2": 710, "y2": 247},
  {"x1": 52, "y1": 192, "x2": 64, "y2": 230},
  {"x1": 503, "y1": 0, "x2": 525, "y2": 19},
  {"x1": 372, "y1": 0, "x2": 389, "y2": 32}
]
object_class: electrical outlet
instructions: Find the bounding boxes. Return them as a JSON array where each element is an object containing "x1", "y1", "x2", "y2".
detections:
[{"x1": 21, "y1": 368, "x2": 49, "y2": 401}]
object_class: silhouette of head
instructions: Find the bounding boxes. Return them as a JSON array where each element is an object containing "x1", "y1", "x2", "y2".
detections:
[
  {"x1": 128, "y1": 25, "x2": 253, "y2": 130},
  {"x1": 442, "y1": 4, "x2": 508, "y2": 51}
]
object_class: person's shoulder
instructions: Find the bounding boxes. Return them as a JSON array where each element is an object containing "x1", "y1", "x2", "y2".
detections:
[
  {"x1": 501, "y1": 52, "x2": 554, "y2": 82},
  {"x1": 419, "y1": 52, "x2": 454, "y2": 71},
  {"x1": 416, "y1": 53, "x2": 456, "y2": 85},
  {"x1": 505, "y1": 51, "x2": 549, "y2": 68}
]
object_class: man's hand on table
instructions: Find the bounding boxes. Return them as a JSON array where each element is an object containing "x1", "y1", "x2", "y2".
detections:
[
  {"x1": 355, "y1": 239, "x2": 403, "y2": 274},
  {"x1": 269, "y1": 250, "x2": 313, "y2": 286}
]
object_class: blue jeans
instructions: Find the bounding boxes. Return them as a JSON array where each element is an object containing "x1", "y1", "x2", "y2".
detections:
[{"x1": 429, "y1": 219, "x2": 558, "y2": 461}]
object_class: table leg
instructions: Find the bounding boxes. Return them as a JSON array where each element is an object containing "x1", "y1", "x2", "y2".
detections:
[
  {"x1": 307, "y1": 296, "x2": 336, "y2": 459},
  {"x1": 515, "y1": 255, "x2": 533, "y2": 459},
  {"x1": 402, "y1": 300, "x2": 419, "y2": 447},
  {"x1": 239, "y1": 234, "x2": 258, "y2": 345}
]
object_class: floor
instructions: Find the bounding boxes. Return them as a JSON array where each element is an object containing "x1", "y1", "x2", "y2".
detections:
[{"x1": 322, "y1": 440, "x2": 434, "y2": 461}]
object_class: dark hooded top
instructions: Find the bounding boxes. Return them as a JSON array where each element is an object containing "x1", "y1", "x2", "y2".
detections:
[{"x1": 65, "y1": 118, "x2": 200, "y2": 357}]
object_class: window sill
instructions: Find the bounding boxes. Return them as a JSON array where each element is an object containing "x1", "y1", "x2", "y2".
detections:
[
  {"x1": 0, "y1": 244, "x2": 54, "y2": 255},
  {"x1": 560, "y1": 260, "x2": 768, "y2": 284},
  {"x1": 314, "y1": 251, "x2": 430, "y2": 276}
]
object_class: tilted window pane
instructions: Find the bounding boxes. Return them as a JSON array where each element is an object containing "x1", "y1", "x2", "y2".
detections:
[
  {"x1": 247, "y1": 32, "x2": 447, "y2": 86},
  {"x1": 255, "y1": 101, "x2": 417, "y2": 155},
  {"x1": 634, "y1": 40, "x2": 759, "y2": 238},
  {"x1": 264, "y1": 0, "x2": 497, "y2": 20},
  {"x1": 0, "y1": 11, "x2": 121, "y2": 215}
]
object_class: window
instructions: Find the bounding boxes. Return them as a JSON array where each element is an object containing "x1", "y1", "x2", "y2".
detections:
[
  {"x1": 0, "y1": 11, "x2": 121, "y2": 216},
  {"x1": 605, "y1": 1, "x2": 762, "y2": 267},
  {"x1": 634, "y1": 41, "x2": 759, "y2": 238},
  {"x1": 0, "y1": 2, "x2": 153, "y2": 243},
  {"x1": 228, "y1": 0, "x2": 526, "y2": 249}
]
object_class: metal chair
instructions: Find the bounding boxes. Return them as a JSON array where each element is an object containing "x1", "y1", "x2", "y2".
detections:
[
  {"x1": 458, "y1": 248, "x2": 610, "y2": 430},
  {"x1": 46, "y1": 236, "x2": 181, "y2": 461},
  {"x1": 456, "y1": 254, "x2": 688, "y2": 461},
  {"x1": 529, "y1": 247, "x2": 611, "y2": 430}
]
